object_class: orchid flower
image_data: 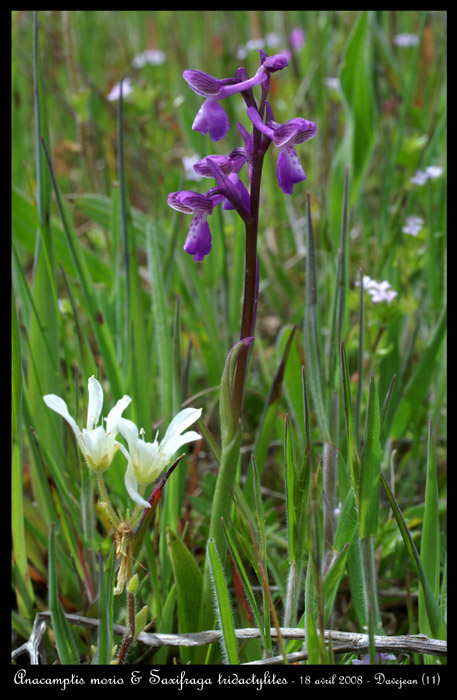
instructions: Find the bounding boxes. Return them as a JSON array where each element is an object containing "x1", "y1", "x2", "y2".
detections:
[
  {"x1": 183, "y1": 53, "x2": 288, "y2": 142},
  {"x1": 43, "y1": 376, "x2": 132, "y2": 473},
  {"x1": 167, "y1": 190, "x2": 220, "y2": 261},
  {"x1": 117, "y1": 407, "x2": 202, "y2": 508},
  {"x1": 246, "y1": 106, "x2": 316, "y2": 194},
  {"x1": 193, "y1": 154, "x2": 251, "y2": 213}
]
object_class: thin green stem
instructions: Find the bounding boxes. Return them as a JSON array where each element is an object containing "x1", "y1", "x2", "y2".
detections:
[{"x1": 96, "y1": 472, "x2": 120, "y2": 529}]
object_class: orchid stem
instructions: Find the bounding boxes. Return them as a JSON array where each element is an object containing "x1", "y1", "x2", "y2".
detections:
[{"x1": 232, "y1": 131, "x2": 265, "y2": 421}]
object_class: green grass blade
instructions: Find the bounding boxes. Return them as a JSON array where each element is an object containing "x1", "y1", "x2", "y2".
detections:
[
  {"x1": 340, "y1": 341, "x2": 360, "y2": 495},
  {"x1": 381, "y1": 471, "x2": 446, "y2": 640},
  {"x1": 221, "y1": 518, "x2": 265, "y2": 644},
  {"x1": 12, "y1": 288, "x2": 35, "y2": 619},
  {"x1": 146, "y1": 221, "x2": 174, "y2": 418},
  {"x1": 40, "y1": 138, "x2": 123, "y2": 398},
  {"x1": 48, "y1": 523, "x2": 80, "y2": 665},
  {"x1": 419, "y1": 423, "x2": 441, "y2": 641},
  {"x1": 358, "y1": 373, "x2": 381, "y2": 538},
  {"x1": 253, "y1": 325, "x2": 296, "y2": 477},
  {"x1": 323, "y1": 542, "x2": 350, "y2": 626},
  {"x1": 28, "y1": 11, "x2": 61, "y2": 519},
  {"x1": 378, "y1": 12, "x2": 428, "y2": 244},
  {"x1": 304, "y1": 193, "x2": 330, "y2": 442},
  {"x1": 207, "y1": 538, "x2": 239, "y2": 664},
  {"x1": 329, "y1": 11, "x2": 376, "y2": 248},
  {"x1": 167, "y1": 528, "x2": 203, "y2": 663},
  {"x1": 117, "y1": 82, "x2": 151, "y2": 430},
  {"x1": 94, "y1": 549, "x2": 114, "y2": 665},
  {"x1": 284, "y1": 415, "x2": 296, "y2": 565},
  {"x1": 390, "y1": 305, "x2": 446, "y2": 439}
]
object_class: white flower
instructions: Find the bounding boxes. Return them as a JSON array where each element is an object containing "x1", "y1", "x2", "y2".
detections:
[
  {"x1": 410, "y1": 165, "x2": 444, "y2": 186},
  {"x1": 393, "y1": 33, "x2": 419, "y2": 47},
  {"x1": 43, "y1": 376, "x2": 132, "y2": 473},
  {"x1": 132, "y1": 48, "x2": 165, "y2": 68},
  {"x1": 356, "y1": 276, "x2": 398, "y2": 303},
  {"x1": 410, "y1": 169, "x2": 429, "y2": 186},
  {"x1": 425, "y1": 165, "x2": 444, "y2": 179},
  {"x1": 107, "y1": 77, "x2": 134, "y2": 102},
  {"x1": 368, "y1": 280, "x2": 398, "y2": 303},
  {"x1": 324, "y1": 77, "x2": 340, "y2": 90},
  {"x1": 182, "y1": 154, "x2": 203, "y2": 182},
  {"x1": 402, "y1": 215, "x2": 424, "y2": 236},
  {"x1": 117, "y1": 407, "x2": 202, "y2": 508}
]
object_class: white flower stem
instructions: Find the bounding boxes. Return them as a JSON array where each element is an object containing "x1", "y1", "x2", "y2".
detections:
[{"x1": 96, "y1": 472, "x2": 120, "y2": 528}]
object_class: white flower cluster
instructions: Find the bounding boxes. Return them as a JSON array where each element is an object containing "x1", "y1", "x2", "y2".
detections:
[
  {"x1": 43, "y1": 376, "x2": 201, "y2": 508},
  {"x1": 356, "y1": 275, "x2": 398, "y2": 304},
  {"x1": 402, "y1": 215, "x2": 424, "y2": 237},
  {"x1": 107, "y1": 49, "x2": 166, "y2": 101},
  {"x1": 410, "y1": 165, "x2": 444, "y2": 186}
]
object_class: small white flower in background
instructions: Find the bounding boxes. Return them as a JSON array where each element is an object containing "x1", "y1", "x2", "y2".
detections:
[
  {"x1": 117, "y1": 407, "x2": 202, "y2": 508},
  {"x1": 132, "y1": 48, "x2": 165, "y2": 68},
  {"x1": 410, "y1": 165, "x2": 444, "y2": 186},
  {"x1": 43, "y1": 376, "x2": 132, "y2": 473},
  {"x1": 425, "y1": 165, "x2": 444, "y2": 179},
  {"x1": 324, "y1": 77, "x2": 340, "y2": 90},
  {"x1": 402, "y1": 215, "x2": 424, "y2": 236},
  {"x1": 107, "y1": 77, "x2": 134, "y2": 102},
  {"x1": 182, "y1": 154, "x2": 203, "y2": 182},
  {"x1": 356, "y1": 275, "x2": 398, "y2": 304},
  {"x1": 265, "y1": 32, "x2": 281, "y2": 48},
  {"x1": 393, "y1": 33, "x2": 419, "y2": 47},
  {"x1": 410, "y1": 169, "x2": 429, "y2": 186},
  {"x1": 369, "y1": 280, "x2": 398, "y2": 303}
]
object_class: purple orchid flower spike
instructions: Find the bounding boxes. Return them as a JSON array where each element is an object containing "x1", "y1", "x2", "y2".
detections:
[
  {"x1": 246, "y1": 105, "x2": 317, "y2": 194},
  {"x1": 183, "y1": 55, "x2": 288, "y2": 142},
  {"x1": 167, "y1": 190, "x2": 219, "y2": 261}
]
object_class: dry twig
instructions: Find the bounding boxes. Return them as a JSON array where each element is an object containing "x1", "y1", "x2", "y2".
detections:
[{"x1": 11, "y1": 611, "x2": 446, "y2": 665}]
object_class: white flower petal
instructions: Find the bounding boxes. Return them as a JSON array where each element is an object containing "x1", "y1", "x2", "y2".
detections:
[
  {"x1": 106, "y1": 395, "x2": 132, "y2": 433},
  {"x1": 117, "y1": 417, "x2": 140, "y2": 451},
  {"x1": 125, "y1": 462, "x2": 151, "y2": 508},
  {"x1": 43, "y1": 394, "x2": 80, "y2": 439},
  {"x1": 163, "y1": 407, "x2": 202, "y2": 443},
  {"x1": 87, "y1": 376, "x2": 104, "y2": 430},
  {"x1": 162, "y1": 430, "x2": 201, "y2": 460}
]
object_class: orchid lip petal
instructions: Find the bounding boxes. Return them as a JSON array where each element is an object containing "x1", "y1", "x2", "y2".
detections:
[
  {"x1": 184, "y1": 214, "x2": 212, "y2": 261},
  {"x1": 192, "y1": 99, "x2": 230, "y2": 142},
  {"x1": 276, "y1": 145, "x2": 307, "y2": 194}
]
